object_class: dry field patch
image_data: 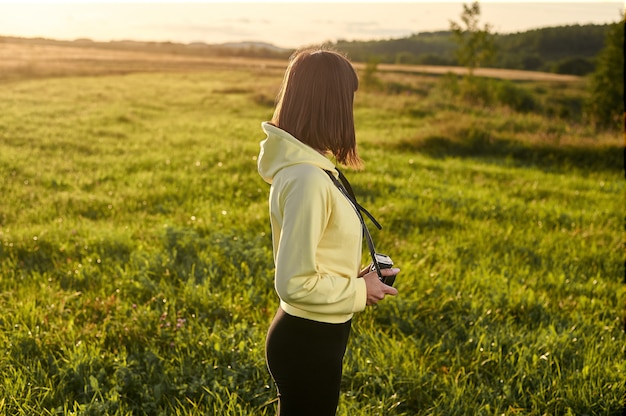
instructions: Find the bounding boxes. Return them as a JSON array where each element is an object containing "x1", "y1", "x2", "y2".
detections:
[
  {"x1": 1, "y1": 38, "x2": 581, "y2": 83},
  {"x1": 0, "y1": 41, "x2": 285, "y2": 80},
  {"x1": 373, "y1": 62, "x2": 581, "y2": 82}
]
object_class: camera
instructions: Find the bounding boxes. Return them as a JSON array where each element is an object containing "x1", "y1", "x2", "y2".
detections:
[{"x1": 370, "y1": 253, "x2": 396, "y2": 286}]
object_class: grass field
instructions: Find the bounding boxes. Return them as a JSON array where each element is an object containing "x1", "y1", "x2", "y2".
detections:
[{"x1": 0, "y1": 40, "x2": 624, "y2": 415}]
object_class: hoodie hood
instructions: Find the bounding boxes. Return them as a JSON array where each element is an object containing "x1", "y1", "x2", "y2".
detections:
[{"x1": 258, "y1": 122, "x2": 337, "y2": 184}]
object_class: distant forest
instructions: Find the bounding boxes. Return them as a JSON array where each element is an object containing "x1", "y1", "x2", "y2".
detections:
[
  {"x1": 2, "y1": 22, "x2": 618, "y2": 76},
  {"x1": 331, "y1": 24, "x2": 615, "y2": 76}
]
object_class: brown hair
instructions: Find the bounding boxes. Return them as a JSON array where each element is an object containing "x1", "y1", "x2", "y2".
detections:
[{"x1": 271, "y1": 48, "x2": 362, "y2": 168}]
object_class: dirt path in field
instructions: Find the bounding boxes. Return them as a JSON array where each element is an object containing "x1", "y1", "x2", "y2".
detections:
[{"x1": 0, "y1": 39, "x2": 581, "y2": 83}]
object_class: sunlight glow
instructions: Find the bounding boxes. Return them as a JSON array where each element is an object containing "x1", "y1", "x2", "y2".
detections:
[{"x1": 0, "y1": 1, "x2": 622, "y2": 48}]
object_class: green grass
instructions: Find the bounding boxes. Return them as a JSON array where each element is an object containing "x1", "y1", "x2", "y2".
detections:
[{"x1": 0, "y1": 66, "x2": 623, "y2": 415}]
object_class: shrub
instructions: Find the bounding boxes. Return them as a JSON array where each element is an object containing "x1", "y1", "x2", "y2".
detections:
[{"x1": 493, "y1": 80, "x2": 538, "y2": 112}]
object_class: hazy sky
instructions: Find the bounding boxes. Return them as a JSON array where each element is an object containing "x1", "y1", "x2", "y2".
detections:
[{"x1": 0, "y1": 1, "x2": 623, "y2": 49}]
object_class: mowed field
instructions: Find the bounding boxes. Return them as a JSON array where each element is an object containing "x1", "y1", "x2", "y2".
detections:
[{"x1": 0, "y1": 39, "x2": 623, "y2": 415}]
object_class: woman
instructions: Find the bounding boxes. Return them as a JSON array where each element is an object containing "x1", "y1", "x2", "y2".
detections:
[{"x1": 257, "y1": 48, "x2": 399, "y2": 416}]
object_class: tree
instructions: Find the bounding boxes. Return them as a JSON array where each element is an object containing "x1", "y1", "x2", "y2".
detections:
[
  {"x1": 586, "y1": 18, "x2": 624, "y2": 130},
  {"x1": 361, "y1": 56, "x2": 383, "y2": 91},
  {"x1": 449, "y1": 1, "x2": 496, "y2": 76}
]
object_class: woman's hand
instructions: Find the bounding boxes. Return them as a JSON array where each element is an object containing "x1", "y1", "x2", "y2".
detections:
[{"x1": 361, "y1": 268, "x2": 399, "y2": 306}]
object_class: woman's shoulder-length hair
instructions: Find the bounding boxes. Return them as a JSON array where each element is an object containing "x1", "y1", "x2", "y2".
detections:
[{"x1": 271, "y1": 48, "x2": 362, "y2": 168}]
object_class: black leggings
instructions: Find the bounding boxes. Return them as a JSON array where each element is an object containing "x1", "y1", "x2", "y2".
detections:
[{"x1": 265, "y1": 308, "x2": 352, "y2": 416}]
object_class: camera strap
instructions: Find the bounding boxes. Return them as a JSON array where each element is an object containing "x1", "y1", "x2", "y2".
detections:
[{"x1": 324, "y1": 168, "x2": 385, "y2": 279}]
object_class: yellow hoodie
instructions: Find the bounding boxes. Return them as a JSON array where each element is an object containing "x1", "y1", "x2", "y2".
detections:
[{"x1": 258, "y1": 122, "x2": 367, "y2": 323}]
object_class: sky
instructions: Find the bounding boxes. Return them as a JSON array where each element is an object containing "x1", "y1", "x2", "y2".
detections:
[{"x1": 0, "y1": 1, "x2": 623, "y2": 49}]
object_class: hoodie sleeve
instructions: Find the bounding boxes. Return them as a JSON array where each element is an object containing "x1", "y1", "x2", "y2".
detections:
[{"x1": 271, "y1": 165, "x2": 367, "y2": 318}]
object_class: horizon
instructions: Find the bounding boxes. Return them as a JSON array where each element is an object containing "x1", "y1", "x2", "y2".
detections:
[{"x1": 0, "y1": 1, "x2": 623, "y2": 49}]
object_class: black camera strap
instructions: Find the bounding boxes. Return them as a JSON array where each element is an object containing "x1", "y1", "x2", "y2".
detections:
[{"x1": 324, "y1": 168, "x2": 385, "y2": 279}]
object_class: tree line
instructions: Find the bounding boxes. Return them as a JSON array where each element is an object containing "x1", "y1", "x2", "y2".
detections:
[{"x1": 331, "y1": 23, "x2": 614, "y2": 76}]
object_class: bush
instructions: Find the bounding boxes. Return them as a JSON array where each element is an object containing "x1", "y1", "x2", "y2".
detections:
[
  {"x1": 552, "y1": 57, "x2": 595, "y2": 75},
  {"x1": 494, "y1": 80, "x2": 538, "y2": 112}
]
